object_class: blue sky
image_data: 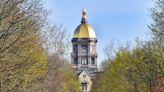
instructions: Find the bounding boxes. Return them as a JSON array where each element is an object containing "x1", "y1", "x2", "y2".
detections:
[{"x1": 43, "y1": 0, "x2": 154, "y2": 64}]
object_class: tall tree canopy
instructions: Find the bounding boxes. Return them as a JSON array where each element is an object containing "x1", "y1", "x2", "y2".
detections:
[
  {"x1": 0, "y1": 0, "x2": 81, "y2": 92},
  {"x1": 150, "y1": 0, "x2": 164, "y2": 41},
  {"x1": 0, "y1": 0, "x2": 47, "y2": 91},
  {"x1": 91, "y1": 0, "x2": 164, "y2": 92}
]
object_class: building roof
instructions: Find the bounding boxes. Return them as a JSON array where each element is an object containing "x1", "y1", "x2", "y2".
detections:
[{"x1": 76, "y1": 67, "x2": 98, "y2": 79}]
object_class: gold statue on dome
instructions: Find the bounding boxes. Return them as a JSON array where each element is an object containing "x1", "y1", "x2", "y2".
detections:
[{"x1": 82, "y1": 8, "x2": 87, "y2": 19}]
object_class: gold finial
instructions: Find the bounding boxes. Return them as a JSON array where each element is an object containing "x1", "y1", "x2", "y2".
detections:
[
  {"x1": 81, "y1": 8, "x2": 87, "y2": 23},
  {"x1": 82, "y1": 8, "x2": 87, "y2": 20}
]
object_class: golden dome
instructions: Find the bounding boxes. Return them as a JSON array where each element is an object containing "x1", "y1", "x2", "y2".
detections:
[
  {"x1": 73, "y1": 23, "x2": 96, "y2": 38},
  {"x1": 73, "y1": 8, "x2": 96, "y2": 38}
]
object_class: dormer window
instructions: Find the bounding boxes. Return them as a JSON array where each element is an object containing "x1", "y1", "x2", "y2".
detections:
[{"x1": 83, "y1": 75, "x2": 86, "y2": 78}]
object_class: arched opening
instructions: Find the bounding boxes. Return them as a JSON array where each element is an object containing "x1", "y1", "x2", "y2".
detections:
[{"x1": 81, "y1": 82, "x2": 88, "y2": 91}]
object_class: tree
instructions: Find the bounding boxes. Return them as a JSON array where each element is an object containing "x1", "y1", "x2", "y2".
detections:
[
  {"x1": 148, "y1": 0, "x2": 164, "y2": 91},
  {"x1": 149, "y1": 0, "x2": 164, "y2": 41},
  {"x1": 37, "y1": 25, "x2": 81, "y2": 92},
  {"x1": 0, "y1": 0, "x2": 47, "y2": 91},
  {"x1": 92, "y1": 0, "x2": 164, "y2": 92},
  {"x1": 0, "y1": 0, "x2": 80, "y2": 92},
  {"x1": 91, "y1": 41, "x2": 162, "y2": 92},
  {"x1": 91, "y1": 45, "x2": 133, "y2": 92}
]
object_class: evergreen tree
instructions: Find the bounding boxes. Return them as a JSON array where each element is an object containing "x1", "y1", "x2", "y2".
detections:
[{"x1": 149, "y1": 0, "x2": 164, "y2": 41}]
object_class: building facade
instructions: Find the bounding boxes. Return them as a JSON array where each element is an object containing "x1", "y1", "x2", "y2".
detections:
[{"x1": 71, "y1": 9, "x2": 98, "y2": 92}]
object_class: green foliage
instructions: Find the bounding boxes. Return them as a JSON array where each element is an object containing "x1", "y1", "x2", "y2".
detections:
[
  {"x1": 0, "y1": 0, "x2": 47, "y2": 91},
  {"x1": 60, "y1": 69, "x2": 81, "y2": 92},
  {"x1": 149, "y1": 0, "x2": 164, "y2": 41},
  {"x1": 91, "y1": 49, "x2": 132, "y2": 92},
  {"x1": 92, "y1": 0, "x2": 164, "y2": 92},
  {"x1": 36, "y1": 24, "x2": 81, "y2": 92},
  {"x1": 92, "y1": 44, "x2": 163, "y2": 92}
]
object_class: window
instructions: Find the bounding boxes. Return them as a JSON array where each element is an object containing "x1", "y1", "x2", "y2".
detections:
[
  {"x1": 81, "y1": 82, "x2": 87, "y2": 91},
  {"x1": 73, "y1": 44, "x2": 78, "y2": 54},
  {"x1": 91, "y1": 57, "x2": 95, "y2": 65},
  {"x1": 81, "y1": 57, "x2": 88, "y2": 65},
  {"x1": 83, "y1": 75, "x2": 86, "y2": 78},
  {"x1": 81, "y1": 46, "x2": 87, "y2": 55},
  {"x1": 84, "y1": 83, "x2": 87, "y2": 91}
]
